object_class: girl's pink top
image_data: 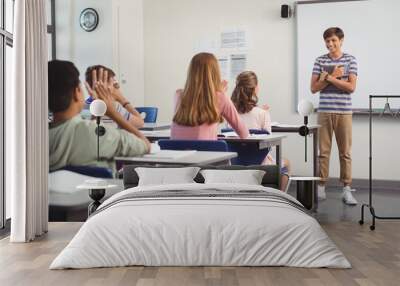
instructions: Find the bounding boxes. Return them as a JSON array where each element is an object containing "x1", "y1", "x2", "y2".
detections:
[{"x1": 171, "y1": 90, "x2": 249, "y2": 140}]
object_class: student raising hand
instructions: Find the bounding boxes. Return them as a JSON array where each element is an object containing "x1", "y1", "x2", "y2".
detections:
[
  {"x1": 84, "y1": 69, "x2": 117, "y2": 118},
  {"x1": 85, "y1": 65, "x2": 145, "y2": 128},
  {"x1": 85, "y1": 79, "x2": 150, "y2": 151}
]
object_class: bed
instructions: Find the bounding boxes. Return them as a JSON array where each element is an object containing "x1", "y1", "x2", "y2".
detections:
[{"x1": 50, "y1": 165, "x2": 350, "y2": 269}]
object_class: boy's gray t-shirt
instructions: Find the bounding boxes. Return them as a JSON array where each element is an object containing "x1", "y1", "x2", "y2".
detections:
[{"x1": 49, "y1": 115, "x2": 147, "y2": 171}]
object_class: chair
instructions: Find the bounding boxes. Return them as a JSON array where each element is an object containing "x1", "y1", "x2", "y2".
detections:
[
  {"x1": 136, "y1": 107, "x2": 158, "y2": 123},
  {"x1": 227, "y1": 142, "x2": 270, "y2": 166},
  {"x1": 158, "y1": 139, "x2": 229, "y2": 152},
  {"x1": 48, "y1": 165, "x2": 117, "y2": 221},
  {"x1": 61, "y1": 165, "x2": 113, "y2": 179},
  {"x1": 220, "y1": 129, "x2": 271, "y2": 165},
  {"x1": 85, "y1": 96, "x2": 94, "y2": 105}
]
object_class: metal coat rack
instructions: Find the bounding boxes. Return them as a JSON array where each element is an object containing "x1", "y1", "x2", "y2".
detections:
[{"x1": 359, "y1": 95, "x2": 400, "y2": 230}]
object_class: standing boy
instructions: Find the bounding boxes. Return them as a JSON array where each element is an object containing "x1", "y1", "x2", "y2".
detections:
[{"x1": 310, "y1": 27, "x2": 358, "y2": 205}]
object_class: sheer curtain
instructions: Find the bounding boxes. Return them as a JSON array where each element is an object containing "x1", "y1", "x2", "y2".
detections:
[{"x1": 7, "y1": 0, "x2": 48, "y2": 242}]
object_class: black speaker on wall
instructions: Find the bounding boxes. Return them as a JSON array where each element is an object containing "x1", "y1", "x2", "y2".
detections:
[{"x1": 281, "y1": 4, "x2": 291, "y2": 18}]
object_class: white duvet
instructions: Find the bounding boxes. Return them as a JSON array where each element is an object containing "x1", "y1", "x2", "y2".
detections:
[{"x1": 50, "y1": 183, "x2": 350, "y2": 269}]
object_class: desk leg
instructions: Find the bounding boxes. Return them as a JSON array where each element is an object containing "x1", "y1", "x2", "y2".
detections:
[
  {"x1": 313, "y1": 130, "x2": 319, "y2": 212},
  {"x1": 88, "y1": 189, "x2": 106, "y2": 217},
  {"x1": 276, "y1": 141, "x2": 282, "y2": 190}
]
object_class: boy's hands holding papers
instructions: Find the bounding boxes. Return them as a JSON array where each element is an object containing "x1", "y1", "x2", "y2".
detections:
[
  {"x1": 319, "y1": 71, "x2": 329, "y2": 82},
  {"x1": 330, "y1": 65, "x2": 344, "y2": 79},
  {"x1": 319, "y1": 65, "x2": 344, "y2": 82}
]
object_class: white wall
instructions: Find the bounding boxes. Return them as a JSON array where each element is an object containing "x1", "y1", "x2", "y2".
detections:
[
  {"x1": 143, "y1": 0, "x2": 400, "y2": 181},
  {"x1": 55, "y1": 0, "x2": 144, "y2": 105},
  {"x1": 112, "y1": 0, "x2": 145, "y2": 105},
  {"x1": 56, "y1": 0, "x2": 113, "y2": 84}
]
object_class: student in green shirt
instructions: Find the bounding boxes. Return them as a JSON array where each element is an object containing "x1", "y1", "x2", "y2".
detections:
[{"x1": 48, "y1": 60, "x2": 150, "y2": 171}]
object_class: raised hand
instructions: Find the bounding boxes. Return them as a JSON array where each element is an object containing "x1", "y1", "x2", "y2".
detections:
[
  {"x1": 85, "y1": 80, "x2": 116, "y2": 117},
  {"x1": 109, "y1": 79, "x2": 126, "y2": 104},
  {"x1": 261, "y1": 104, "x2": 270, "y2": 111},
  {"x1": 221, "y1": 80, "x2": 228, "y2": 93},
  {"x1": 95, "y1": 82, "x2": 116, "y2": 117}
]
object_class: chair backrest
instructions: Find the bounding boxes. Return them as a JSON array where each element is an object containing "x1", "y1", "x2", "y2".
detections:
[
  {"x1": 85, "y1": 96, "x2": 94, "y2": 105},
  {"x1": 158, "y1": 139, "x2": 229, "y2": 152},
  {"x1": 227, "y1": 142, "x2": 270, "y2": 166},
  {"x1": 219, "y1": 128, "x2": 270, "y2": 165},
  {"x1": 59, "y1": 165, "x2": 113, "y2": 178},
  {"x1": 136, "y1": 107, "x2": 158, "y2": 123}
]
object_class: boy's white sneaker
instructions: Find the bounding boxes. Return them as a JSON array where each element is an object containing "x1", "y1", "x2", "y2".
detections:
[
  {"x1": 342, "y1": 186, "x2": 358, "y2": 205},
  {"x1": 317, "y1": 185, "x2": 326, "y2": 200}
]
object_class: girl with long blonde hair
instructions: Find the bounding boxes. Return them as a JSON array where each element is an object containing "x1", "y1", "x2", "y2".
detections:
[{"x1": 171, "y1": 53, "x2": 248, "y2": 139}]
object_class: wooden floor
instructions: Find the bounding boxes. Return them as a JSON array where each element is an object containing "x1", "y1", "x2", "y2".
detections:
[
  {"x1": 0, "y1": 220, "x2": 399, "y2": 286},
  {"x1": 1, "y1": 186, "x2": 400, "y2": 286}
]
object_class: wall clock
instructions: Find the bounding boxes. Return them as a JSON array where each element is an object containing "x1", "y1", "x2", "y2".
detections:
[{"x1": 80, "y1": 8, "x2": 99, "y2": 32}]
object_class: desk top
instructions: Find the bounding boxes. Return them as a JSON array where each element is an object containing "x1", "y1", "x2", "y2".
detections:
[
  {"x1": 141, "y1": 130, "x2": 286, "y2": 143},
  {"x1": 115, "y1": 151, "x2": 237, "y2": 165},
  {"x1": 272, "y1": 124, "x2": 320, "y2": 133},
  {"x1": 220, "y1": 134, "x2": 286, "y2": 143}
]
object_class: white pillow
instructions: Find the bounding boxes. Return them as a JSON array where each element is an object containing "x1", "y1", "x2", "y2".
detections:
[
  {"x1": 200, "y1": 169, "x2": 266, "y2": 185},
  {"x1": 135, "y1": 167, "x2": 200, "y2": 186}
]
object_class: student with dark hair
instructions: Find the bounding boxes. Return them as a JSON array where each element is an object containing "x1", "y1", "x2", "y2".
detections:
[
  {"x1": 85, "y1": 65, "x2": 144, "y2": 128},
  {"x1": 310, "y1": 27, "x2": 358, "y2": 205},
  {"x1": 48, "y1": 60, "x2": 150, "y2": 171},
  {"x1": 231, "y1": 71, "x2": 291, "y2": 191}
]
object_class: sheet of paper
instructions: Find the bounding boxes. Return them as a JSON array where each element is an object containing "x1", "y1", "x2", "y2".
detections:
[
  {"x1": 230, "y1": 54, "x2": 247, "y2": 80},
  {"x1": 140, "y1": 130, "x2": 171, "y2": 137},
  {"x1": 218, "y1": 56, "x2": 229, "y2": 80},
  {"x1": 143, "y1": 150, "x2": 197, "y2": 160},
  {"x1": 219, "y1": 132, "x2": 269, "y2": 139},
  {"x1": 221, "y1": 30, "x2": 247, "y2": 49},
  {"x1": 220, "y1": 131, "x2": 238, "y2": 137},
  {"x1": 272, "y1": 123, "x2": 302, "y2": 128}
]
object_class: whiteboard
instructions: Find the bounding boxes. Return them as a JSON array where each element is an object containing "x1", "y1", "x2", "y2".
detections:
[{"x1": 296, "y1": 0, "x2": 400, "y2": 111}]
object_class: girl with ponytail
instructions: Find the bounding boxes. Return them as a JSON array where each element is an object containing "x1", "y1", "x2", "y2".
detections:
[{"x1": 231, "y1": 71, "x2": 291, "y2": 191}]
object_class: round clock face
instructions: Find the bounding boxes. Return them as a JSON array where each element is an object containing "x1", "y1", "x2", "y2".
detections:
[{"x1": 80, "y1": 8, "x2": 99, "y2": 32}]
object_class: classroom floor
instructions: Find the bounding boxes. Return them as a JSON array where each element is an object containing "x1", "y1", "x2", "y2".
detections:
[{"x1": 1, "y1": 185, "x2": 399, "y2": 286}]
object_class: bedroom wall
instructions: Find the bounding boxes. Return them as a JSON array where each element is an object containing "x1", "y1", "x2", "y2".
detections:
[{"x1": 142, "y1": 0, "x2": 400, "y2": 181}]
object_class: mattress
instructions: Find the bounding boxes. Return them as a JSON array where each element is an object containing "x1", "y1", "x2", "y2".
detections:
[{"x1": 50, "y1": 183, "x2": 350, "y2": 269}]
